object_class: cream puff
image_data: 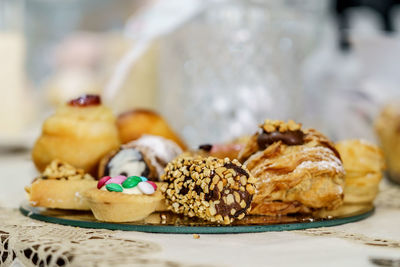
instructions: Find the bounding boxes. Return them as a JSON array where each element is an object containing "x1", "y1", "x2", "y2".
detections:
[{"x1": 32, "y1": 94, "x2": 120, "y2": 176}]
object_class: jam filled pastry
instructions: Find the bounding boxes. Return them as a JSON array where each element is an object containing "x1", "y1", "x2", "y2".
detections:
[
  {"x1": 239, "y1": 120, "x2": 345, "y2": 216},
  {"x1": 161, "y1": 156, "x2": 257, "y2": 225},
  {"x1": 32, "y1": 95, "x2": 120, "y2": 176},
  {"x1": 98, "y1": 135, "x2": 182, "y2": 181}
]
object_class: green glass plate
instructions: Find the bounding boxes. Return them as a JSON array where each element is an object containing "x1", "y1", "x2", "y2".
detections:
[{"x1": 19, "y1": 202, "x2": 374, "y2": 234}]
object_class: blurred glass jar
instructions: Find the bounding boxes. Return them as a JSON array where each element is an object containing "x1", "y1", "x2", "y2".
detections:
[{"x1": 158, "y1": 0, "x2": 327, "y2": 147}]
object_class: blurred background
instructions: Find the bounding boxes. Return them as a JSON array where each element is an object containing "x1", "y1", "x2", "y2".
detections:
[{"x1": 2, "y1": 0, "x2": 400, "y2": 149}]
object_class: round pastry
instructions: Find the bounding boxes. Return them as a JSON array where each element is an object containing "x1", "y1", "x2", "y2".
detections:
[
  {"x1": 84, "y1": 175, "x2": 165, "y2": 222},
  {"x1": 161, "y1": 156, "x2": 257, "y2": 225},
  {"x1": 98, "y1": 135, "x2": 182, "y2": 180},
  {"x1": 117, "y1": 109, "x2": 187, "y2": 150},
  {"x1": 32, "y1": 94, "x2": 120, "y2": 176},
  {"x1": 239, "y1": 120, "x2": 345, "y2": 216},
  {"x1": 25, "y1": 160, "x2": 97, "y2": 210},
  {"x1": 336, "y1": 139, "x2": 385, "y2": 203}
]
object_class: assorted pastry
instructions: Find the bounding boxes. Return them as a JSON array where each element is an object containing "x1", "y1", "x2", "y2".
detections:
[
  {"x1": 116, "y1": 109, "x2": 187, "y2": 150},
  {"x1": 25, "y1": 159, "x2": 97, "y2": 210},
  {"x1": 161, "y1": 156, "x2": 256, "y2": 224},
  {"x1": 26, "y1": 95, "x2": 386, "y2": 225},
  {"x1": 98, "y1": 135, "x2": 182, "y2": 180},
  {"x1": 32, "y1": 94, "x2": 120, "y2": 176},
  {"x1": 375, "y1": 102, "x2": 400, "y2": 184},
  {"x1": 84, "y1": 175, "x2": 165, "y2": 222},
  {"x1": 336, "y1": 139, "x2": 385, "y2": 204},
  {"x1": 239, "y1": 120, "x2": 345, "y2": 215}
]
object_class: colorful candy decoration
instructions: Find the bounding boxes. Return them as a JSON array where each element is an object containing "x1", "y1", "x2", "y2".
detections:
[
  {"x1": 97, "y1": 175, "x2": 157, "y2": 195},
  {"x1": 122, "y1": 176, "x2": 142, "y2": 188},
  {"x1": 97, "y1": 176, "x2": 111, "y2": 189},
  {"x1": 138, "y1": 182, "x2": 155, "y2": 194},
  {"x1": 105, "y1": 175, "x2": 127, "y2": 185},
  {"x1": 105, "y1": 183, "x2": 123, "y2": 192},
  {"x1": 147, "y1": 181, "x2": 157, "y2": 191}
]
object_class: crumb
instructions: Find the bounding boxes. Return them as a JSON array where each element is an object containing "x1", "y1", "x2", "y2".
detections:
[{"x1": 193, "y1": 234, "x2": 200, "y2": 239}]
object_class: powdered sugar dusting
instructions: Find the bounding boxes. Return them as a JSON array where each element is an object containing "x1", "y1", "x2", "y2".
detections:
[
  {"x1": 125, "y1": 135, "x2": 182, "y2": 177},
  {"x1": 295, "y1": 160, "x2": 344, "y2": 174}
]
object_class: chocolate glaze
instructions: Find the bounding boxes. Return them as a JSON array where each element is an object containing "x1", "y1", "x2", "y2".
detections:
[
  {"x1": 257, "y1": 130, "x2": 304, "y2": 150},
  {"x1": 205, "y1": 164, "x2": 252, "y2": 218},
  {"x1": 224, "y1": 162, "x2": 249, "y2": 178},
  {"x1": 68, "y1": 94, "x2": 101, "y2": 107},
  {"x1": 199, "y1": 144, "x2": 213, "y2": 152},
  {"x1": 213, "y1": 188, "x2": 252, "y2": 218}
]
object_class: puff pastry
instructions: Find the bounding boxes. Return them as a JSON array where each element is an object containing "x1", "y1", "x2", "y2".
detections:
[
  {"x1": 240, "y1": 120, "x2": 345, "y2": 215},
  {"x1": 336, "y1": 139, "x2": 385, "y2": 203},
  {"x1": 375, "y1": 103, "x2": 400, "y2": 183}
]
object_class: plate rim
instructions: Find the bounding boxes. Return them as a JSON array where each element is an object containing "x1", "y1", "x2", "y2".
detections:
[{"x1": 19, "y1": 203, "x2": 375, "y2": 234}]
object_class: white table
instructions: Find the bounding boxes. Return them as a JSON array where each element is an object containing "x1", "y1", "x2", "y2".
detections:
[{"x1": 1, "y1": 151, "x2": 400, "y2": 267}]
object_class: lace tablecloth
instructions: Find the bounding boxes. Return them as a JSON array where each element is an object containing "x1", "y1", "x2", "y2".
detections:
[{"x1": 1, "y1": 152, "x2": 400, "y2": 267}]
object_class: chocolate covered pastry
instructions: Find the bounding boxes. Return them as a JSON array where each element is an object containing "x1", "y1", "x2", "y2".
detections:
[
  {"x1": 98, "y1": 135, "x2": 182, "y2": 181},
  {"x1": 240, "y1": 120, "x2": 345, "y2": 216},
  {"x1": 161, "y1": 156, "x2": 256, "y2": 224}
]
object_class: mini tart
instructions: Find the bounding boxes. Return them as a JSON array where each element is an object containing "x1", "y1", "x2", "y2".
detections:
[
  {"x1": 84, "y1": 182, "x2": 166, "y2": 222},
  {"x1": 25, "y1": 160, "x2": 97, "y2": 210}
]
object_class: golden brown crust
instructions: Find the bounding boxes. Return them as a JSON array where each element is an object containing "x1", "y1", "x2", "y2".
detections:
[
  {"x1": 32, "y1": 104, "x2": 120, "y2": 176},
  {"x1": 336, "y1": 139, "x2": 385, "y2": 203},
  {"x1": 117, "y1": 109, "x2": 187, "y2": 150},
  {"x1": 239, "y1": 120, "x2": 345, "y2": 216},
  {"x1": 25, "y1": 160, "x2": 97, "y2": 210},
  {"x1": 246, "y1": 142, "x2": 345, "y2": 215},
  {"x1": 336, "y1": 139, "x2": 385, "y2": 173},
  {"x1": 26, "y1": 179, "x2": 97, "y2": 210},
  {"x1": 375, "y1": 102, "x2": 400, "y2": 179}
]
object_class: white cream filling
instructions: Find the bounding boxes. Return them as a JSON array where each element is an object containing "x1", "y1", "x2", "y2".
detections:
[
  {"x1": 100, "y1": 184, "x2": 143, "y2": 195},
  {"x1": 107, "y1": 149, "x2": 147, "y2": 177}
]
